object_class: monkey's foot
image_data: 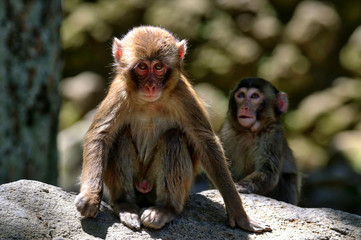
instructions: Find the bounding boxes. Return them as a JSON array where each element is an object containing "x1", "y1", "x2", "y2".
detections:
[
  {"x1": 115, "y1": 202, "x2": 141, "y2": 230},
  {"x1": 74, "y1": 191, "x2": 101, "y2": 218},
  {"x1": 120, "y1": 212, "x2": 141, "y2": 230},
  {"x1": 140, "y1": 206, "x2": 176, "y2": 229}
]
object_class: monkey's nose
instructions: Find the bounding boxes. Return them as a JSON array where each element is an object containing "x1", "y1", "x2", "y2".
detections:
[{"x1": 146, "y1": 85, "x2": 156, "y2": 92}]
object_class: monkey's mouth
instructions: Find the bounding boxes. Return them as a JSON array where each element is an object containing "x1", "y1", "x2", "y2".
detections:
[
  {"x1": 140, "y1": 92, "x2": 162, "y2": 102},
  {"x1": 239, "y1": 115, "x2": 253, "y2": 119},
  {"x1": 238, "y1": 115, "x2": 256, "y2": 128}
]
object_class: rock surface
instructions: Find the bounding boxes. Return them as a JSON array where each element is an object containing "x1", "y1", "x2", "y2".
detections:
[{"x1": 0, "y1": 180, "x2": 360, "y2": 239}]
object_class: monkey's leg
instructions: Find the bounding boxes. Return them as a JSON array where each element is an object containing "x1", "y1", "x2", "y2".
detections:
[
  {"x1": 104, "y1": 127, "x2": 141, "y2": 230},
  {"x1": 140, "y1": 128, "x2": 193, "y2": 229}
]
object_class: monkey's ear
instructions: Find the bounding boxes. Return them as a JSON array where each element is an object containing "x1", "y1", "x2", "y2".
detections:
[
  {"x1": 113, "y1": 37, "x2": 122, "y2": 62},
  {"x1": 177, "y1": 40, "x2": 187, "y2": 61},
  {"x1": 277, "y1": 92, "x2": 288, "y2": 113}
]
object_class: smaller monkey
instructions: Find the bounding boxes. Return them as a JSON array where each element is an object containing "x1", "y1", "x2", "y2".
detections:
[{"x1": 219, "y1": 78, "x2": 300, "y2": 205}]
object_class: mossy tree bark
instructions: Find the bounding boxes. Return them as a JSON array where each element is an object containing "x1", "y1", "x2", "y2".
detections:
[{"x1": 0, "y1": 0, "x2": 62, "y2": 184}]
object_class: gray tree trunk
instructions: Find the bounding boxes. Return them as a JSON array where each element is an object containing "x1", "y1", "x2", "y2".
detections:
[{"x1": 0, "y1": 0, "x2": 62, "y2": 184}]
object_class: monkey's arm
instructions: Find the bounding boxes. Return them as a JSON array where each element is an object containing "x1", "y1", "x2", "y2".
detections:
[
  {"x1": 180, "y1": 84, "x2": 270, "y2": 232},
  {"x1": 75, "y1": 79, "x2": 125, "y2": 217},
  {"x1": 191, "y1": 119, "x2": 270, "y2": 232},
  {"x1": 236, "y1": 125, "x2": 284, "y2": 195}
]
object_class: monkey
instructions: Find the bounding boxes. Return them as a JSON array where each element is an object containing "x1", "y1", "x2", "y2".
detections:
[
  {"x1": 74, "y1": 26, "x2": 270, "y2": 232},
  {"x1": 219, "y1": 78, "x2": 300, "y2": 205}
]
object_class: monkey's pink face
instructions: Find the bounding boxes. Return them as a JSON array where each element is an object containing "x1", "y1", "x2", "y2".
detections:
[
  {"x1": 234, "y1": 88, "x2": 264, "y2": 128},
  {"x1": 135, "y1": 60, "x2": 167, "y2": 102}
]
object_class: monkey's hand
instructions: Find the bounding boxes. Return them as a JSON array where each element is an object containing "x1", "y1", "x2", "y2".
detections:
[
  {"x1": 74, "y1": 191, "x2": 101, "y2": 218},
  {"x1": 235, "y1": 181, "x2": 254, "y2": 194},
  {"x1": 227, "y1": 208, "x2": 271, "y2": 233}
]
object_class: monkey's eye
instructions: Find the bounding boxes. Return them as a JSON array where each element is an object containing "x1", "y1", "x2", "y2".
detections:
[
  {"x1": 137, "y1": 63, "x2": 148, "y2": 71},
  {"x1": 154, "y1": 63, "x2": 164, "y2": 71},
  {"x1": 136, "y1": 62, "x2": 149, "y2": 76},
  {"x1": 250, "y1": 93, "x2": 260, "y2": 99},
  {"x1": 237, "y1": 92, "x2": 245, "y2": 99}
]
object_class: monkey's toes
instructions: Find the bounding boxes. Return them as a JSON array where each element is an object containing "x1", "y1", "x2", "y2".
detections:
[
  {"x1": 120, "y1": 212, "x2": 141, "y2": 230},
  {"x1": 140, "y1": 206, "x2": 176, "y2": 229},
  {"x1": 74, "y1": 192, "x2": 100, "y2": 218}
]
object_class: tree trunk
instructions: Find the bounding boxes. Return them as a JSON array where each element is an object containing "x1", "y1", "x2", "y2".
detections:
[{"x1": 0, "y1": 0, "x2": 62, "y2": 184}]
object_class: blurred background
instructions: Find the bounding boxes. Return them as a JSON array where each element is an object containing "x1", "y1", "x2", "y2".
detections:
[
  {"x1": 1, "y1": 0, "x2": 361, "y2": 215},
  {"x1": 59, "y1": 0, "x2": 361, "y2": 214}
]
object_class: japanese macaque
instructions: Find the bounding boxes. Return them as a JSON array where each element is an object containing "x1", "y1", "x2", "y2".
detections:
[
  {"x1": 219, "y1": 78, "x2": 300, "y2": 205},
  {"x1": 74, "y1": 26, "x2": 270, "y2": 232}
]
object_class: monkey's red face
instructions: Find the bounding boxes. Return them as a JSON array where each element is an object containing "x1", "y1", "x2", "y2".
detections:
[
  {"x1": 112, "y1": 27, "x2": 187, "y2": 103},
  {"x1": 234, "y1": 87, "x2": 264, "y2": 128},
  {"x1": 134, "y1": 60, "x2": 168, "y2": 102}
]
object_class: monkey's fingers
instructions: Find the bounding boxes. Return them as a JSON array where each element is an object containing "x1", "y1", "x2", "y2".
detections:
[
  {"x1": 235, "y1": 217, "x2": 272, "y2": 233},
  {"x1": 120, "y1": 212, "x2": 141, "y2": 230},
  {"x1": 74, "y1": 192, "x2": 101, "y2": 218},
  {"x1": 235, "y1": 182, "x2": 253, "y2": 194}
]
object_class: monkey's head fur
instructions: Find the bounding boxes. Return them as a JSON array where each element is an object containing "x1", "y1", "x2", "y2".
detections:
[{"x1": 112, "y1": 26, "x2": 187, "y2": 71}]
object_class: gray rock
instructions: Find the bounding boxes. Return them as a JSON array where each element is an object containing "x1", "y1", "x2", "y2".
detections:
[{"x1": 1, "y1": 180, "x2": 360, "y2": 239}]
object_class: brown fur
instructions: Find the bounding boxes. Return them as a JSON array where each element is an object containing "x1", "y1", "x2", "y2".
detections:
[
  {"x1": 75, "y1": 26, "x2": 270, "y2": 232},
  {"x1": 220, "y1": 78, "x2": 301, "y2": 205}
]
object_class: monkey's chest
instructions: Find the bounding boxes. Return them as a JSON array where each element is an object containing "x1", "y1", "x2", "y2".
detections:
[{"x1": 129, "y1": 117, "x2": 177, "y2": 164}]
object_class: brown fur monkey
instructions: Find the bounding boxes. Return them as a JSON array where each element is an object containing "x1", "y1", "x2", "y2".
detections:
[
  {"x1": 74, "y1": 26, "x2": 270, "y2": 232},
  {"x1": 219, "y1": 78, "x2": 300, "y2": 205}
]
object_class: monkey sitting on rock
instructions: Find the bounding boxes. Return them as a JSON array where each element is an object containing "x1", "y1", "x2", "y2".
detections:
[
  {"x1": 74, "y1": 26, "x2": 270, "y2": 232},
  {"x1": 219, "y1": 78, "x2": 301, "y2": 205}
]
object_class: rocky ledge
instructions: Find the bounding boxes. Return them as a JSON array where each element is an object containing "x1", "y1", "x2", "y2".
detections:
[{"x1": 0, "y1": 180, "x2": 360, "y2": 239}]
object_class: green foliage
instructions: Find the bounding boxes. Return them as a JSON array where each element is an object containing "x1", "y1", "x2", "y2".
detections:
[
  {"x1": 61, "y1": 0, "x2": 361, "y2": 168},
  {"x1": 60, "y1": 0, "x2": 361, "y2": 213}
]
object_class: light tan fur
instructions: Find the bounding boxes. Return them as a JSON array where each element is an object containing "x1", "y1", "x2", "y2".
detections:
[{"x1": 75, "y1": 26, "x2": 270, "y2": 232}]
